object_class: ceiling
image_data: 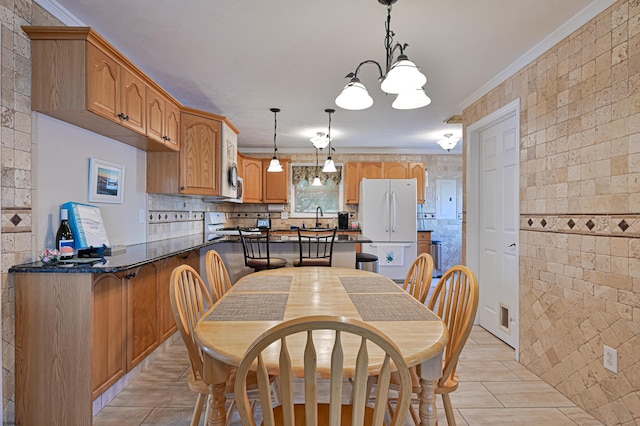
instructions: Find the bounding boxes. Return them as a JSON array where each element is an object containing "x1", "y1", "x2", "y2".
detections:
[{"x1": 42, "y1": 0, "x2": 607, "y2": 154}]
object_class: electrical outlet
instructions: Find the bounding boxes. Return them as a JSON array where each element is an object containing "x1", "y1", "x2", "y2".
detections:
[
  {"x1": 604, "y1": 345, "x2": 618, "y2": 373},
  {"x1": 281, "y1": 212, "x2": 289, "y2": 219}
]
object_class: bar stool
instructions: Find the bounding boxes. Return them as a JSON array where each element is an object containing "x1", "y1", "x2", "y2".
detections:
[{"x1": 355, "y1": 252, "x2": 379, "y2": 272}]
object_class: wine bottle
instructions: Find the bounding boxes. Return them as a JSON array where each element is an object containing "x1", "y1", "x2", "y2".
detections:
[{"x1": 56, "y1": 209, "x2": 75, "y2": 259}]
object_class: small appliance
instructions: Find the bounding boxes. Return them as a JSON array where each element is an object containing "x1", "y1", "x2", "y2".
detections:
[{"x1": 338, "y1": 211, "x2": 349, "y2": 230}]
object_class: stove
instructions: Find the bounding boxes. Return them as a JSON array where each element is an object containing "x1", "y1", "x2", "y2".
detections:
[{"x1": 204, "y1": 212, "x2": 261, "y2": 241}]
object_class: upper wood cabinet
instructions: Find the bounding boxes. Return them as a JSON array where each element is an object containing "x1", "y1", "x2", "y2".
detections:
[
  {"x1": 383, "y1": 162, "x2": 409, "y2": 179},
  {"x1": 146, "y1": 86, "x2": 180, "y2": 151},
  {"x1": 24, "y1": 26, "x2": 179, "y2": 152},
  {"x1": 262, "y1": 158, "x2": 290, "y2": 204},
  {"x1": 410, "y1": 162, "x2": 426, "y2": 204},
  {"x1": 344, "y1": 161, "x2": 425, "y2": 204},
  {"x1": 241, "y1": 155, "x2": 264, "y2": 203}
]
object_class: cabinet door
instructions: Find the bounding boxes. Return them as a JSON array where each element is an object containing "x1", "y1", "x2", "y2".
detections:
[
  {"x1": 243, "y1": 157, "x2": 263, "y2": 203},
  {"x1": 180, "y1": 112, "x2": 221, "y2": 195},
  {"x1": 146, "y1": 86, "x2": 165, "y2": 145},
  {"x1": 359, "y1": 162, "x2": 383, "y2": 179},
  {"x1": 181, "y1": 249, "x2": 201, "y2": 274},
  {"x1": 156, "y1": 256, "x2": 181, "y2": 342},
  {"x1": 410, "y1": 162, "x2": 426, "y2": 204},
  {"x1": 164, "y1": 100, "x2": 181, "y2": 151},
  {"x1": 345, "y1": 162, "x2": 360, "y2": 204},
  {"x1": 120, "y1": 67, "x2": 146, "y2": 133},
  {"x1": 87, "y1": 44, "x2": 119, "y2": 121},
  {"x1": 126, "y1": 263, "x2": 159, "y2": 369},
  {"x1": 384, "y1": 162, "x2": 409, "y2": 179},
  {"x1": 263, "y1": 158, "x2": 289, "y2": 203},
  {"x1": 92, "y1": 273, "x2": 126, "y2": 398}
]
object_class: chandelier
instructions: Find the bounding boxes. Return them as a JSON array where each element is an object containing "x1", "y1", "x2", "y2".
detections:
[
  {"x1": 321, "y1": 109, "x2": 337, "y2": 173},
  {"x1": 267, "y1": 107, "x2": 283, "y2": 173},
  {"x1": 335, "y1": 0, "x2": 431, "y2": 111},
  {"x1": 437, "y1": 134, "x2": 460, "y2": 152}
]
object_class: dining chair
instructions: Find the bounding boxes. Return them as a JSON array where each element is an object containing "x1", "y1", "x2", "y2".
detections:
[
  {"x1": 294, "y1": 228, "x2": 337, "y2": 267},
  {"x1": 239, "y1": 229, "x2": 287, "y2": 271},
  {"x1": 234, "y1": 315, "x2": 412, "y2": 426},
  {"x1": 402, "y1": 253, "x2": 434, "y2": 304},
  {"x1": 205, "y1": 249, "x2": 233, "y2": 300},
  {"x1": 171, "y1": 265, "x2": 267, "y2": 426}
]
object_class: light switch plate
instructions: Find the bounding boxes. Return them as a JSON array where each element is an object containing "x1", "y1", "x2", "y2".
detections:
[{"x1": 604, "y1": 345, "x2": 618, "y2": 373}]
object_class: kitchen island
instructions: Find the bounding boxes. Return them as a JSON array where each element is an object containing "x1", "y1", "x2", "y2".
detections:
[{"x1": 10, "y1": 232, "x2": 370, "y2": 425}]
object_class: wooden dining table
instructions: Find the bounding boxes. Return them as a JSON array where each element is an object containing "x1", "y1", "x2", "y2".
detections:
[{"x1": 195, "y1": 266, "x2": 448, "y2": 426}]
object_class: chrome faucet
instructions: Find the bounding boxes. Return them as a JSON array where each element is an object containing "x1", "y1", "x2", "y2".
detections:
[{"x1": 315, "y1": 206, "x2": 323, "y2": 228}]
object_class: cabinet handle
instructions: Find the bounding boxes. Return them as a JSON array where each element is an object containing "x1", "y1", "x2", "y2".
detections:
[
  {"x1": 163, "y1": 136, "x2": 171, "y2": 142},
  {"x1": 180, "y1": 186, "x2": 185, "y2": 190},
  {"x1": 118, "y1": 113, "x2": 130, "y2": 121},
  {"x1": 124, "y1": 272, "x2": 137, "y2": 280}
]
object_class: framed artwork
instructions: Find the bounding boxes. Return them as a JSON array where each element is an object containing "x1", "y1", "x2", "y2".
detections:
[{"x1": 88, "y1": 158, "x2": 125, "y2": 204}]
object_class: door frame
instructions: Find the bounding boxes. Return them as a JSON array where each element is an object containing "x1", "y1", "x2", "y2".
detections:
[{"x1": 466, "y1": 98, "x2": 520, "y2": 359}]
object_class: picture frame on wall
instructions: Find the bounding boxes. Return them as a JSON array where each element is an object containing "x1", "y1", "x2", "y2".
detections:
[{"x1": 88, "y1": 158, "x2": 125, "y2": 204}]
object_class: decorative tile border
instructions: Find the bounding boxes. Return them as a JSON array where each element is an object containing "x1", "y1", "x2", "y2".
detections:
[
  {"x1": 1, "y1": 208, "x2": 32, "y2": 233},
  {"x1": 521, "y1": 215, "x2": 640, "y2": 237},
  {"x1": 147, "y1": 210, "x2": 204, "y2": 224}
]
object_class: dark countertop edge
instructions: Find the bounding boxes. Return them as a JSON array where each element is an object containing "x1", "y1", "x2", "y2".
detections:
[
  {"x1": 9, "y1": 234, "x2": 373, "y2": 274},
  {"x1": 417, "y1": 230, "x2": 434, "y2": 232}
]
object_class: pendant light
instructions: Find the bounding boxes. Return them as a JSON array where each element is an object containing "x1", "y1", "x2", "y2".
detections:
[
  {"x1": 335, "y1": 0, "x2": 430, "y2": 111},
  {"x1": 310, "y1": 132, "x2": 330, "y2": 150},
  {"x1": 437, "y1": 133, "x2": 460, "y2": 152},
  {"x1": 322, "y1": 109, "x2": 337, "y2": 173},
  {"x1": 312, "y1": 148, "x2": 323, "y2": 186},
  {"x1": 267, "y1": 107, "x2": 283, "y2": 172}
]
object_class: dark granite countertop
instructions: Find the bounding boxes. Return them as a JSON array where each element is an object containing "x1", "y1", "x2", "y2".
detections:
[
  {"x1": 9, "y1": 233, "x2": 372, "y2": 274},
  {"x1": 417, "y1": 229, "x2": 434, "y2": 232}
]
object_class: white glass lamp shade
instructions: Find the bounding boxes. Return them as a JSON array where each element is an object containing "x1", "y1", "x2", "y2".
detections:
[
  {"x1": 310, "y1": 132, "x2": 330, "y2": 150},
  {"x1": 335, "y1": 79, "x2": 374, "y2": 110},
  {"x1": 322, "y1": 158, "x2": 337, "y2": 173},
  {"x1": 380, "y1": 57, "x2": 427, "y2": 94},
  {"x1": 392, "y1": 88, "x2": 432, "y2": 110},
  {"x1": 267, "y1": 157, "x2": 283, "y2": 172},
  {"x1": 312, "y1": 176, "x2": 323, "y2": 186},
  {"x1": 437, "y1": 136, "x2": 460, "y2": 151}
]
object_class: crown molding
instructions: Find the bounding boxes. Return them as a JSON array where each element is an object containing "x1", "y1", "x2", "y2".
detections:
[
  {"x1": 34, "y1": 0, "x2": 85, "y2": 26},
  {"x1": 460, "y1": 0, "x2": 618, "y2": 110}
]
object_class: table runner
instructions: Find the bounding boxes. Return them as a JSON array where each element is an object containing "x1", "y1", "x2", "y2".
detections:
[
  {"x1": 206, "y1": 293, "x2": 289, "y2": 321},
  {"x1": 349, "y1": 293, "x2": 440, "y2": 321},
  {"x1": 339, "y1": 276, "x2": 404, "y2": 293},
  {"x1": 232, "y1": 275, "x2": 292, "y2": 292}
]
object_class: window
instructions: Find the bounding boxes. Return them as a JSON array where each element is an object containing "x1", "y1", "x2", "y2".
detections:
[{"x1": 290, "y1": 164, "x2": 343, "y2": 218}]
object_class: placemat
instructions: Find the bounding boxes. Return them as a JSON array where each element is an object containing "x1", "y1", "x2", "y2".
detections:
[
  {"x1": 206, "y1": 294, "x2": 289, "y2": 321},
  {"x1": 233, "y1": 275, "x2": 292, "y2": 292},
  {"x1": 349, "y1": 293, "x2": 440, "y2": 321},
  {"x1": 339, "y1": 276, "x2": 404, "y2": 293}
]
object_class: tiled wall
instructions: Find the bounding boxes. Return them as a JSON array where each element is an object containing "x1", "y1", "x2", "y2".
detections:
[
  {"x1": 463, "y1": 1, "x2": 640, "y2": 423},
  {"x1": 0, "y1": 1, "x2": 64, "y2": 421}
]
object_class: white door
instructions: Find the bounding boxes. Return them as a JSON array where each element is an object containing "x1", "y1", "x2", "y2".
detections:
[
  {"x1": 467, "y1": 100, "x2": 520, "y2": 351},
  {"x1": 389, "y1": 179, "x2": 417, "y2": 242}
]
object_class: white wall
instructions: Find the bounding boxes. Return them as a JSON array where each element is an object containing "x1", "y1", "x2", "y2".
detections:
[{"x1": 34, "y1": 113, "x2": 147, "y2": 251}]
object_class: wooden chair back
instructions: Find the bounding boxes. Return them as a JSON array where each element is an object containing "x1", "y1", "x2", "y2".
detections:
[
  {"x1": 402, "y1": 253, "x2": 434, "y2": 303},
  {"x1": 427, "y1": 265, "x2": 479, "y2": 388},
  {"x1": 205, "y1": 249, "x2": 233, "y2": 300},
  {"x1": 234, "y1": 315, "x2": 412, "y2": 426},
  {"x1": 170, "y1": 265, "x2": 213, "y2": 380},
  {"x1": 294, "y1": 228, "x2": 337, "y2": 267}
]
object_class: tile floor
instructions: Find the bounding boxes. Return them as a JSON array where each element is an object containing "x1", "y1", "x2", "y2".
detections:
[{"x1": 94, "y1": 325, "x2": 603, "y2": 425}]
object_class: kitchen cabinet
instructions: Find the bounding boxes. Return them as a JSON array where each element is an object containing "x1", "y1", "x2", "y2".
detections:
[
  {"x1": 418, "y1": 231, "x2": 432, "y2": 256},
  {"x1": 25, "y1": 26, "x2": 182, "y2": 152},
  {"x1": 383, "y1": 162, "x2": 409, "y2": 179},
  {"x1": 360, "y1": 162, "x2": 384, "y2": 180},
  {"x1": 263, "y1": 158, "x2": 290, "y2": 203},
  {"x1": 146, "y1": 85, "x2": 180, "y2": 151},
  {"x1": 242, "y1": 156, "x2": 264, "y2": 203},
  {"x1": 156, "y1": 256, "x2": 181, "y2": 342},
  {"x1": 345, "y1": 162, "x2": 360, "y2": 204},
  {"x1": 92, "y1": 272, "x2": 126, "y2": 398},
  {"x1": 410, "y1": 162, "x2": 426, "y2": 204},
  {"x1": 125, "y1": 262, "x2": 159, "y2": 369}
]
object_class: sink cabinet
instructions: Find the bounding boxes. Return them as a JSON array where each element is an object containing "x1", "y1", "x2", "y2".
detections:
[{"x1": 240, "y1": 154, "x2": 264, "y2": 203}]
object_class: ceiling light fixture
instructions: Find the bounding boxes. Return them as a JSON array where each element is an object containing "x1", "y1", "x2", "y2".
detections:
[
  {"x1": 310, "y1": 132, "x2": 330, "y2": 150},
  {"x1": 321, "y1": 109, "x2": 337, "y2": 173},
  {"x1": 312, "y1": 148, "x2": 323, "y2": 186},
  {"x1": 437, "y1": 133, "x2": 460, "y2": 152},
  {"x1": 267, "y1": 107, "x2": 283, "y2": 173},
  {"x1": 335, "y1": 0, "x2": 431, "y2": 111}
]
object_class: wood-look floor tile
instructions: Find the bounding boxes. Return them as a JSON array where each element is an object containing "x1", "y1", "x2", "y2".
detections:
[
  {"x1": 442, "y1": 382, "x2": 503, "y2": 408},
  {"x1": 459, "y1": 343, "x2": 515, "y2": 361},
  {"x1": 141, "y1": 407, "x2": 194, "y2": 425},
  {"x1": 501, "y1": 360, "x2": 543, "y2": 381},
  {"x1": 456, "y1": 360, "x2": 520, "y2": 382},
  {"x1": 559, "y1": 407, "x2": 604, "y2": 425},
  {"x1": 93, "y1": 406, "x2": 152, "y2": 426},
  {"x1": 106, "y1": 380, "x2": 198, "y2": 408},
  {"x1": 469, "y1": 327, "x2": 506, "y2": 345},
  {"x1": 483, "y1": 381, "x2": 575, "y2": 408},
  {"x1": 458, "y1": 407, "x2": 577, "y2": 425}
]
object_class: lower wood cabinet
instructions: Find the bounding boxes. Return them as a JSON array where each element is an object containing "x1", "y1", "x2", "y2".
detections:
[
  {"x1": 92, "y1": 272, "x2": 126, "y2": 398},
  {"x1": 156, "y1": 256, "x2": 181, "y2": 342},
  {"x1": 125, "y1": 262, "x2": 160, "y2": 369},
  {"x1": 418, "y1": 231, "x2": 432, "y2": 256}
]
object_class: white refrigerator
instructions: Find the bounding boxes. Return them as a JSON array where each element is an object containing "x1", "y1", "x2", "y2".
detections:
[{"x1": 359, "y1": 179, "x2": 417, "y2": 280}]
